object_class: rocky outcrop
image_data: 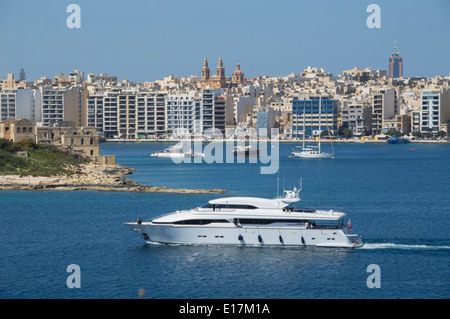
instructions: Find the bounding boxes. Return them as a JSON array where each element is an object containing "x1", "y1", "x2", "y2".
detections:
[{"x1": 0, "y1": 162, "x2": 226, "y2": 194}]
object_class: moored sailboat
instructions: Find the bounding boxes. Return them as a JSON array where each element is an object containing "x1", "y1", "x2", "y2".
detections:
[{"x1": 292, "y1": 96, "x2": 334, "y2": 159}]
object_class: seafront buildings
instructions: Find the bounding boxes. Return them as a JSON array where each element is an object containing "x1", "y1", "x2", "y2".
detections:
[{"x1": 1, "y1": 49, "x2": 450, "y2": 140}]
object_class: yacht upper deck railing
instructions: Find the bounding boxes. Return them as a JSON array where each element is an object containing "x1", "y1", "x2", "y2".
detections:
[
  {"x1": 192, "y1": 206, "x2": 345, "y2": 216},
  {"x1": 284, "y1": 206, "x2": 345, "y2": 215}
]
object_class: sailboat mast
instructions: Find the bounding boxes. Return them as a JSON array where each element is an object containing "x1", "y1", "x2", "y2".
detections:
[
  {"x1": 303, "y1": 106, "x2": 305, "y2": 149},
  {"x1": 319, "y1": 96, "x2": 321, "y2": 151}
]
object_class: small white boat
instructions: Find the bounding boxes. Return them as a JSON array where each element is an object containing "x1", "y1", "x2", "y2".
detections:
[
  {"x1": 233, "y1": 145, "x2": 262, "y2": 157},
  {"x1": 292, "y1": 96, "x2": 334, "y2": 159},
  {"x1": 150, "y1": 144, "x2": 204, "y2": 158},
  {"x1": 124, "y1": 183, "x2": 363, "y2": 248},
  {"x1": 292, "y1": 145, "x2": 335, "y2": 159}
]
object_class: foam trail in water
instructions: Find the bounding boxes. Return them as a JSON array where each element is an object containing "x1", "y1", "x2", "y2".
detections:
[{"x1": 361, "y1": 243, "x2": 450, "y2": 250}]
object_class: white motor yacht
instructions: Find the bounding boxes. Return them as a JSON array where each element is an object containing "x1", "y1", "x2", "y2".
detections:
[
  {"x1": 124, "y1": 186, "x2": 362, "y2": 248},
  {"x1": 233, "y1": 145, "x2": 262, "y2": 157},
  {"x1": 150, "y1": 144, "x2": 204, "y2": 158},
  {"x1": 292, "y1": 145, "x2": 335, "y2": 159}
]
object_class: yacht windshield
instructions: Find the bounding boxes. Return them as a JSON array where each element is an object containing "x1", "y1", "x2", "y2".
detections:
[{"x1": 283, "y1": 204, "x2": 315, "y2": 213}]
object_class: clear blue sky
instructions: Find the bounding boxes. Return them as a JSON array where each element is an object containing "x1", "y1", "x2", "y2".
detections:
[{"x1": 1, "y1": 0, "x2": 449, "y2": 82}]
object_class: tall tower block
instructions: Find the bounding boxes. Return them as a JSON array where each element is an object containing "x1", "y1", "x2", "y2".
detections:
[{"x1": 388, "y1": 41, "x2": 403, "y2": 79}]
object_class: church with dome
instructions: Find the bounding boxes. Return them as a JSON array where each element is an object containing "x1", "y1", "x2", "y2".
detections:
[{"x1": 199, "y1": 57, "x2": 245, "y2": 89}]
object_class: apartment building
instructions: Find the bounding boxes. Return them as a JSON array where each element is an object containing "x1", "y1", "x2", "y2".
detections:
[
  {"x1": 0, "y1": 88, "x2": 42, "y2": 122},
  {"x1": 214, "y1": 95, "x2": 226, "y2": 135},
  {"x1": 234, "y1": 96, "x2": 255, "y2": 125},
  {"x1": 68, "y1": 69, "x2": 85, "y2": 84},
  {"x1": 201, "y1": 88, "x2": 215, "y2": 133},
  {"x1": 155, "y1": 92, "x2": 167, "y2": 135},
  {"x1": 136, "y1": 93, "x2": 163, "y2": 138},
  {"x1": 256, "y1": 107, "x2": 278, "y2": 137},
  {"x1": 165, "y1": 93, "x2": 196, "y2": 137},
  {"x1": 87, "y1": 94, "x2": 104, "y2": 133},
  {"x1": 411, "y1": 110, "x2": 421, "y2": 133},
  {"x1": 103, "y1": 91, "x2": 119, "y2": 138},
  {"x1": 0, "y1": 90, "x2": 17, "y2": 121},
  {"x1": 117, "y1": 90, "x2": 137, "y2": 139},
  {"x1": 63, "y1": 87, "x2": 87, "y2": 127},
  {"x1": 420, "y1": 88, "x2": 450, "y2": 134},
  {"x1": 382, "y1": 114, "x2": 411, "y2": 133},
  {"x1": 198, "y1": 88, "x2": 228, "y2": 136},
  {"x1": 1, "y1": 73, "x2": 18, "y2": 89},
  {"x1": 371, "y1": 88, "x2": 397, "y2": 135},
  {"x1": 292, "y1": 94, "x2": 338, "y2": 137},
  {"x1": 87, "y1": 73, "x2": 118, "y2": 86},
  {"x1": 88, "y1": 90, "x2": 169, "y2": 139},
  {"x1": 41, "y1": 88, "x2": 65, "y2": 126},
  {"x1": 341, "y1": 103, "x2": 372, "y2": 135},
  {"x1": 40, "y1": 87, "x2": 87, "y2": 127}
]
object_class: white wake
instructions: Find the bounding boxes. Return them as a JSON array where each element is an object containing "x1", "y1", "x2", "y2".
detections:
[{"x1": 361, "y1": 243, "x2": 450, "y2": 250}]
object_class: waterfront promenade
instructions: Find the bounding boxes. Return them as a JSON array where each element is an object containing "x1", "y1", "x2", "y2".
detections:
[{"x1": 105, "y1": 138, "x2": 449, "y2": 144}]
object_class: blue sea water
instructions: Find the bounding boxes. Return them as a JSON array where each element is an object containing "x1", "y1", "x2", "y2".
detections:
[{"x1": 0, "y1": 142, "x2": 449, "y2": 299}]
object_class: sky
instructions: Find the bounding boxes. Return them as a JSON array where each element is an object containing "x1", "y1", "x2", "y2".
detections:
[{"x1": 0, "y1": 0, "x2": 449, "y2": 82}]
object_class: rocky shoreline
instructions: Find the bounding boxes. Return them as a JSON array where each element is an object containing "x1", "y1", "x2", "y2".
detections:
[{"x1": 0, "y1": 162, "x2": 226, "y2": 194}]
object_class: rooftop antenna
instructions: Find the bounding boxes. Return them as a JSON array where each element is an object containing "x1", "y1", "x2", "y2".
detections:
[{"x1": 393, "y1": 41, "x2": 399, "y2": 55}]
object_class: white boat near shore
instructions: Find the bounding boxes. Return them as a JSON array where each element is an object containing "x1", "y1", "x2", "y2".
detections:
[
  {"x1": 150, "y1": 144, "x2": 204, "y2": 158},
  {"x1": 292, "y1": 97, "x2": 335, "y2": 159},
  {"x1": 292, "y1": 145, "x2": 335, "y2": 159},
  {"x1": 124, "y1": 184, "x2": 363, "y2": 248}
]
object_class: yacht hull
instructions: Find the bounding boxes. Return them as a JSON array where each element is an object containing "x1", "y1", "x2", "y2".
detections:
[
  {"x1": 150, "y1": 153, "x2": 204, "y2": 158},
  {"x1": 292, "y1": 152, "x2": 335, "y2": 159},
  {"x1": 124, "y1": 222, "x2": 362, "y2": 248}
]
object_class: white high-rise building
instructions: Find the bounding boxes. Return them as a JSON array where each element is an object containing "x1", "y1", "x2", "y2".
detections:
[
  {"x1": 0, "y1": 88, "x2": 42, "y2": 122},
  {"x1": 165, "y1": 93, "x2": 196, "y2": 137},
  {"x1": 102, "y1": 91, "x2": 119, "y2": 138},
  {"x1": 420, "y1": 88, "x2": 450, "y2": 134},
  {"x1": 0, "y1": 90, "x2": 17, "y2": 121},
  {"x1": 87, "y1": 91, "x2": 169, "y2": 139},
  {"x1": 41, "y1": 88, "x2": 65, "y2": 126},
  {"x1": 200, "y1": 88, "x2": 225, "y2": 136},
  {"x1": 87, "y1": 95, "x2": 104, "y2": 133}
]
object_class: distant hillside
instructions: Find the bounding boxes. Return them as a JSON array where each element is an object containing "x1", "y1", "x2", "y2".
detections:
[{"x1": 0, "y1": 138, "x2": 86, "y2": 177}]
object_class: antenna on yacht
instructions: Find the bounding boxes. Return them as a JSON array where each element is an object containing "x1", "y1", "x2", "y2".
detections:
[
  {"x1": 296, "y1": 177, "x2": 302, "y2": 198},
  {"x1": 276, "y1": 171, "x2": 280, "y2": 198},
  {"x1": 298, "y1": 177, "x2": 302, "y2": 193}
]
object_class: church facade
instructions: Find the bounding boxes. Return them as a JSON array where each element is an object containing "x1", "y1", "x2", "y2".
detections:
[{"x1": 199, "y1": 57, "x2": 245, "y2": 89}]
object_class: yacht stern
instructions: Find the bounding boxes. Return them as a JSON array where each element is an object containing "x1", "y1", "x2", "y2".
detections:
[{"x1": 346, "y1": 234, "x2": 363, "y2": 248}]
